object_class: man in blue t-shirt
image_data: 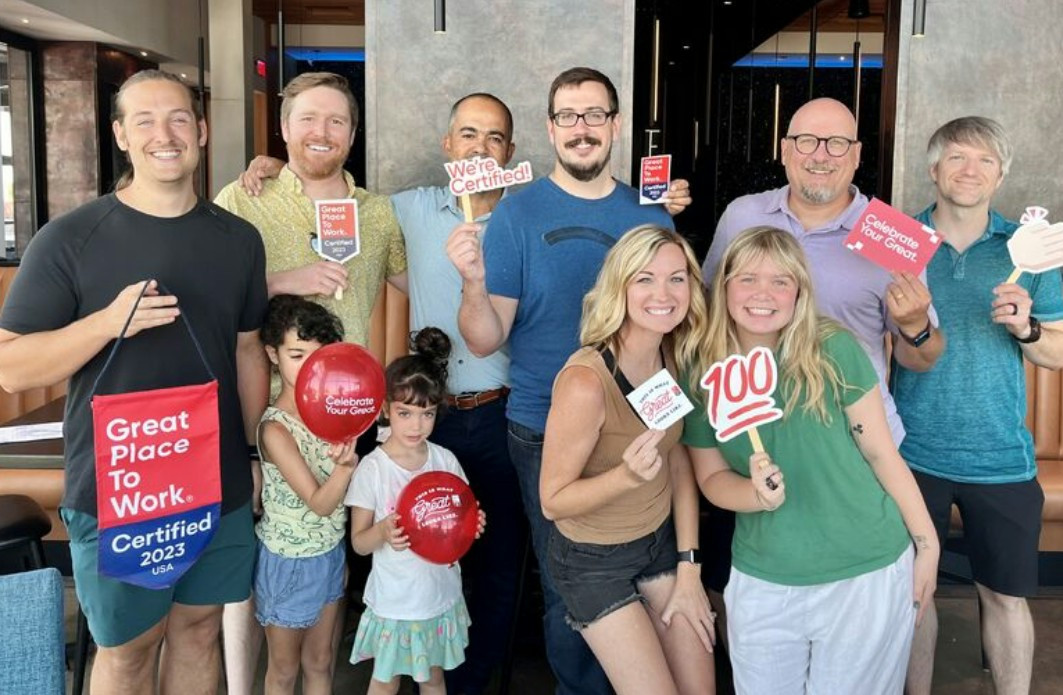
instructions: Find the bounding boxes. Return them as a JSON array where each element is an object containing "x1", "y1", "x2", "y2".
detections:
[
  {"x1": 892, "y1": 117, "x2": 1063, "y2": 695},
  {"x1": 448, "y1": 67, "x2": 694, "y2": 695}
]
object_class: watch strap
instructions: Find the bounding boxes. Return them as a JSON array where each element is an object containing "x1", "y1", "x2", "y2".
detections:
[
  {"x1": 1016, "y1": 316, "x2": 1042, "y2": 344},
  {"x1": 677, "y1": 549, "x2": 702, "y2": 564},
  {"x1": 900, "y1": 320, "x2": 932, "y2": 347}
]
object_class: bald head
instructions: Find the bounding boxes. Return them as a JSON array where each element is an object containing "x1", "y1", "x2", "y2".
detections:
[
  {"x1": 788, "y1": 98, "x2": 857, "y2": 140},
  {"x1": 781, "y1": 98, "x2": 862, "y2": 211}
]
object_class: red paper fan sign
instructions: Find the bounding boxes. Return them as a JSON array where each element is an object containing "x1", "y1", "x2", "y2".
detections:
[
  {"x1": 396, "y1": 471, "x2": 479, "y2": 565},
  {"x1": 844, "y1": 198, "x2": 941, "y2": 275},
  {"x1": 699, "y1": 346, "x2": 783, "y2": 443}
]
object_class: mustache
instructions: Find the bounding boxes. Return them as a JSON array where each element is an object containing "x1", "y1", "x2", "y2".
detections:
[{"x1": 565, "y1": 136, "x2": 602, "y2": 149}]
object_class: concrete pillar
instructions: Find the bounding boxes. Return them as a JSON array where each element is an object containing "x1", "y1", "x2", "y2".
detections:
[
  {"x1": 365, "y1": 0, "x2": 636, "y2": 193},
  {"x1": 208, "y1": 0, "x2": 253, "y2": 196}
]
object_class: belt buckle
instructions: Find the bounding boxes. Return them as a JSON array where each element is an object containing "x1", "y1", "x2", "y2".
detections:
[{"x1": 458, "y1": 392, "x2": 480, "y2": 410}]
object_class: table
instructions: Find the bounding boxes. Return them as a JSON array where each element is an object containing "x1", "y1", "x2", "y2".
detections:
[{"x1": 0, "y1": 397, "x2": 65, "y2": 469}]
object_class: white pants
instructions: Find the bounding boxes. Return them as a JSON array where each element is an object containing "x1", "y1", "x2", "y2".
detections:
[{"x1": 724, "y1": 545, "x2": 916, "y2": 695}]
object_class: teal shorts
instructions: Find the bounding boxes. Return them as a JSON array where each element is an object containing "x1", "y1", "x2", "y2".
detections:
[{"x1": 61, "y1": 503, "x2": 255, "y2": 647}]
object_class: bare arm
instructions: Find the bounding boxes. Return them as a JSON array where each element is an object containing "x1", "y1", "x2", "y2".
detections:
[
  {"x1": 540, "y1": 367, "x2": 665, "y2": 520},
  {"x1": 266, "y1": 262, "x2": 349, "y2": 299},
  {"x1": 661, "y1": 444, "x2": 715, "y2": 652},
  {"x1": 845, "y1": 387, "x2": 939, "y2": 622},
  {"x1": 991, "y1": 281, "x2": 1063, "y2": 369},
  {"x1": 235, "y1": 330, "x2": 269, "y2": 442},
  {"x1": 350, "y1": 507, "x2": 408, "y2": 555},
  {"x1": 387, "y1": 271, "x2": 409, "y2": 294},
  {"x1": 237, "y1": 155, "x2": 285, "y2": 197},
  {"x1": 447, "y1": 222, "x2": 517, "y2": 356},
  {"x1": 260, "y1": 421, "x2": 357, "y2": 518},
  {"x1": 888, "y1": 271, "x2": 944, "y2": 372},
  {"x1": 0, "y1": 280, "x2": 179, "y2": 393},
  {"x1": 688, "y1": 445, "x2": 785, "y2": 513}
]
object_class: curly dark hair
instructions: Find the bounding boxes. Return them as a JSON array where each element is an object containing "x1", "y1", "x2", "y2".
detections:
[
  {"x1": 260, "y1": 295, "x2": 344, "y2": 348},
  {"x1": 385, "y1": 327, "x2": 451, "y2": 409}
]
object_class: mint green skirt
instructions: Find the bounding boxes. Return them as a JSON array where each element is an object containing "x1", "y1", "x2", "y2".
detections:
[{"x1": 350, "y1": 599, "x2": 471, "y2": 683}]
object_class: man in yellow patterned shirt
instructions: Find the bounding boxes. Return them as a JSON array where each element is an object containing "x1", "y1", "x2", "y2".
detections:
[
  {"x1": 215, "y1": 72, "x2": 407, "y2": 349},
  {"x1": 213, "y1": 72, "x2": 406, "y2": 695}
]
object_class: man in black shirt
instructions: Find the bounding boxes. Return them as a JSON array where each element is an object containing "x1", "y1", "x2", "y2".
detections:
[{"x1": 0, "y1": 70, "x2": 268, "y2": 695}]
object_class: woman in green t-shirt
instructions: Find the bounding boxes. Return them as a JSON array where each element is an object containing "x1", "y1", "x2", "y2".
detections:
[{"x1": 685, "y1": 226, "x2": 939, "y2": 694}]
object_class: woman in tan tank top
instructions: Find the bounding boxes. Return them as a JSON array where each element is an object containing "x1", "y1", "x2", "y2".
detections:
[{"x1": 540, "y1": 225, "x2": 716, "y2": 695}]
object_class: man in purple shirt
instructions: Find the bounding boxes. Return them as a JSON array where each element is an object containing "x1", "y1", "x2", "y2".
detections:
[{"x1": 698, "y1": 97, "x2": 945, "y2": 632}]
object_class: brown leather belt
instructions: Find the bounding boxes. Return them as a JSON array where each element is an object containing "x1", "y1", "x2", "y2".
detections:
[{"x1": 446, "y1": 387, "x2": 510, "y2": 411}]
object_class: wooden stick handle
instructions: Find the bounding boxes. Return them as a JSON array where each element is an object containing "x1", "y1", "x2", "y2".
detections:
[
  {"x1": 461, "y1": 193, "x2": 474, "y2": 223},
  {"x1": 748, "y1": 427, "x2": 764, "y2": 453},
  {"x1": 1006, "y1": 267, "x2": 1023, "y2": 284}
]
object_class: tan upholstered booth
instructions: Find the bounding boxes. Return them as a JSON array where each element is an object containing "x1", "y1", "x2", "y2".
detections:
[{"x1": 1024, "y1": 361, "x2": 1063, "y2": 551}]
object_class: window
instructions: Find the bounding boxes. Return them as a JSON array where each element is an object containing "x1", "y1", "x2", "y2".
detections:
[{"x1": 0, "y1": 38, "x2": 38, "y2": 260}]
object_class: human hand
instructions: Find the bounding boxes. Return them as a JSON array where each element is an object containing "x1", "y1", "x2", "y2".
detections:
[
  {"x1": 991, "y1": 282, "x2": 1035, "y2": 339},
  {"x1": 237, "y1": 155, "x2": 285, "y2": 196},
  {"x1": 912, "y1": 541, "x2": 939, "y2": 625},
  {"x1": 328, "y1": 440, "x2": 358, "y2": 468},
  {"x1": 749, "y1": 452, "x2": 785, "y2": 510},
  {"x1": 446, "y1": 222, "x2": 485, "y2": 284},
  {"x1": 277, "y1": 261, "x2": 348, "y2": 298},
  {"x1": 662, "y1": 178, "x2": 692, "y2": 216},
  {"x1": 475, "y1": 508, "x2": 487, "y2": 539},
  {"x1": 660, "y1": 563, "x2": 715, "y2": 652},
  {"x1": 621, "y1": 429, "x2": 667, "y2": 483},
  {"x1": 886, "y1": 271, "x2": 932, "y2": 338},
  {"x1": 102, "y1": 280, "x2": 179, "y2": 339},
  {"x1": 380, "y1": 513, "x2": 409, "y2": 552}
]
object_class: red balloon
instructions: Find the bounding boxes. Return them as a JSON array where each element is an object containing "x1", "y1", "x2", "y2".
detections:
[
  {"x1": 396, "y1": 471, "x2": 479, "y2": 565},
  {"x1": 295, "y1": 342, "x2": 385, "y2": 444}
]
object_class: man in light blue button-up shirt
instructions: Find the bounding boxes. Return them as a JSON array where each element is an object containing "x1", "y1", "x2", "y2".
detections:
[{"x1": 391, "y1": 93, "x2": 526, "y2": 695}]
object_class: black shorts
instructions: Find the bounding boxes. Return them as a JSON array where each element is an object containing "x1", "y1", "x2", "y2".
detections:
[
  {"x1": 914, "y1": 470, "x2": 1043, "y2": 597},
  {"x1": 548, "y1": 518, "x2": 677, "y2": 628}
]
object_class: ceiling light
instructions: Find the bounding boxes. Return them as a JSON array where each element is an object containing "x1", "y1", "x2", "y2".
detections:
[
  {"x1": 139, "y1": 51, "x2": 148, "y2": 57},
  {"x1": 20, "y1": 18, "x2": 29, "y2": 24}
]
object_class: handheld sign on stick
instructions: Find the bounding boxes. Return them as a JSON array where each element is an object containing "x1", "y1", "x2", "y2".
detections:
[
  {"x1": 639, "y1": 155, "x2": 672, "y2": 205},
  {"x1": 844, "y1": 198, "x2": 941, "y2": 275},
  {"x1": 1006, "y1": 207, "x2": 1063, "y2": 283},
  {"x1": 314, "y1": 199, "x2": 360, "y2": 300},
  {"x1": 700, "y1": 347, "x2": 783, "y2": 488},
  {"x1": 625, "y1": 369, "x2": 695, "y2": 431},
  {"x1": 445, "y1": 156, "x2": 533, "y2": 223}
]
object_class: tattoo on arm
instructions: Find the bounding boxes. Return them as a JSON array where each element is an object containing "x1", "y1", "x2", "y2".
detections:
[
  {"x1": 851, "y1": 423, "x2": 864, "y2": 435},
  {"x1": 913, "y1": 534, "x2": 930, "y2": 550}
]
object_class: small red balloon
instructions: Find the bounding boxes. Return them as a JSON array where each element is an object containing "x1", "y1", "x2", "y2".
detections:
[
  {"x1": 295, "y1": 342, "x2": 385, "y2": 444},
  {"x1": 396, "y1": 471, "x2": 479, "y2": 565}
]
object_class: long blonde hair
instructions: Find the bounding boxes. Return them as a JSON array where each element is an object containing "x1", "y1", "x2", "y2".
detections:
[
  {"x1": 580, "y1": 225, "x2": 708, "y2": 376},
  {"x1": 700, "y1": 226, "x2": 845, "y2": 422}
]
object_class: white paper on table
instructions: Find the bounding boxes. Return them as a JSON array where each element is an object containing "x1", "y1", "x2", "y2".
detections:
[
  {"x1": 626, "y1": 369, "x2": 694, "y2": 430},
  {"x1": 0, "y1": 422, "x2": 64, "y2": 444}
]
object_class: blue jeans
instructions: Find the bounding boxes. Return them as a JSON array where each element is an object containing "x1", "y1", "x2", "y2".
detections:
[
  {"x1": 432, "y1": 399, "x2": 526, "y2": 695},
  {"x1": 507, "y1": 419, "x2": 613, "y2": 695}
]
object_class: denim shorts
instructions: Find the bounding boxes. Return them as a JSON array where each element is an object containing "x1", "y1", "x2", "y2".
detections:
[
  {"x1": 254, "y1": 541, "x2": 345, "y2": 629},
  {"x1": 548, "y1": 518, "x2": 677, "y2": 629}
]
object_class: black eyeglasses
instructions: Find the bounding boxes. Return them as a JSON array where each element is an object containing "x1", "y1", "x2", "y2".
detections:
[
  {"x1": 549, "y1": 110, "x2": 617, "y2": 128},
  {"x1": 785, "y1": 134, "x2": 858, "y2": 157}
]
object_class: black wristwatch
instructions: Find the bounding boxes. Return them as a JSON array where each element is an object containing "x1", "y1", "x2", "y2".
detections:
[
  {"x1": 899, "y1": 320, "x2": 932, "y2": 348},
  {"x1": 1015, "y1": 316, "x2": 1042, "y2": 344},
  {"x1": 677, "y1": 549, "x2": 702, "y2": 565}
]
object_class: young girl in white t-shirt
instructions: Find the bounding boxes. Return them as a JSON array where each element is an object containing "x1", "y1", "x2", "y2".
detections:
[{"x1": 345, "y1": 327, "x2": 486, "y2": 695}]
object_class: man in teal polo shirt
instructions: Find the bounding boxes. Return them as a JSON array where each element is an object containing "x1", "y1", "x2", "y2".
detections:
[{"x1": 892, "y1": 116, "x2": 1063, "y2": 695}]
